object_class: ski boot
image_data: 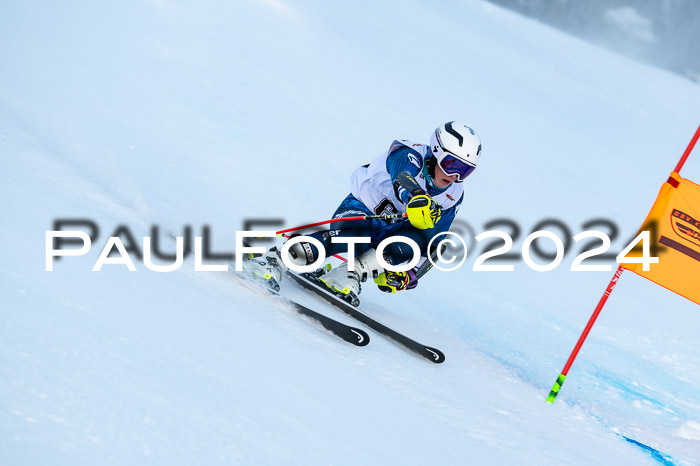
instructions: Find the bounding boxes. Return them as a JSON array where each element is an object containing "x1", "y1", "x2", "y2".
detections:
[
  {"x1": 242, "y1": 242, "x2": 314, "y2": 291},
  {"x1": 242, "y1": 247, "x2": 287, "y2": 291},
  {"x1": 317, "y1": 248, "x2": 384, "y2": 307}
]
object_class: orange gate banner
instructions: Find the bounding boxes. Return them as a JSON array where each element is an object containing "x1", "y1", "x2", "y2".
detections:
[{"x1": 623, "y1": 171, "x2": 700, "y2": 305}]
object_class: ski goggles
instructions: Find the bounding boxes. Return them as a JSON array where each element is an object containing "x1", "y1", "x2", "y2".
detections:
[{"x1": 438, "y1": 153, "x2": 477, "y2": 182}]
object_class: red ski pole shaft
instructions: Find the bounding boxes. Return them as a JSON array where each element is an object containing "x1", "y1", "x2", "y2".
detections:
[
  {"x1": 279, "y1": 233, "x2": 348, "y2": 262},
  {"x1": 275, "y1": 213, "x2": 407, "y2": 236}
]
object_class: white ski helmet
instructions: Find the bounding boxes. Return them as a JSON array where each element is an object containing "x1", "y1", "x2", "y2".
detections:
[{"x1": 429, "y1": 121, "x2": 482, "y2": 182}]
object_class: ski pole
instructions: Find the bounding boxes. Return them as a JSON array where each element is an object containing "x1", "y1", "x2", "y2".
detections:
[{"x1": 275, "y1": 213, "x2": 407, "y2": 236}]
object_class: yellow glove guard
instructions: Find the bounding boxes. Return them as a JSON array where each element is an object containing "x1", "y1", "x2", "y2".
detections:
[
  {"x1": 374, "y1": 271, "x2": 410, "y2": 293},
  {"x1": 406, "y1": 194, "x2": 441, "y2": 229}
]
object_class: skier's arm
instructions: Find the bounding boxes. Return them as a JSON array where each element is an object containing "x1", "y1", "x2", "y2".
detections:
[
  {"x1": 411, "y1": 192, "x2": 464, "y2": 281},
  {"x1": 385, "y1": 144, "x2": 425, "y2": 204},
  {"x1": 383, "y1": 145, "x2": 440, "y2": 229},
  {"x1": 374, "y1": 196, "x2": 462, "y2": 292}
]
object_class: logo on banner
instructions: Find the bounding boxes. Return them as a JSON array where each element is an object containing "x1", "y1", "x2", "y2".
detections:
[{"x1": 671, "y1": 209, "x2": 700, "y2": 248}]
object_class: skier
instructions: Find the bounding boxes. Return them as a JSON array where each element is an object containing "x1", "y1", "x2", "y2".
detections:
[{"x1": 244, "y1": 121, "x2": 482, "y2": 305}]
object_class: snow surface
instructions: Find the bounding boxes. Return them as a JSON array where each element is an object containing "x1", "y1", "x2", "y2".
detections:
[{"x1": 2, "y1": 0, "x2": 700, "y2": 464}]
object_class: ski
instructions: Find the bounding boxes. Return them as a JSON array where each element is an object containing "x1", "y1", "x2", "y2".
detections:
[
  {"x1": 232, "y1": 273, "x2": 370, "y2": 347},
  {"x1": 286, "y1": 271, "x2": 446, "y2": 363}
]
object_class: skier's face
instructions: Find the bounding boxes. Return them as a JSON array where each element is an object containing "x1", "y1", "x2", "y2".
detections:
[{"x1": 434, "y1": 162, "x2": 458, "y2": 188}]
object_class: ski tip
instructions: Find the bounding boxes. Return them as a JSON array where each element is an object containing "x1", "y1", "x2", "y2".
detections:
[
  {"x1": 424, "y1": 346, "x2": 446, "y2": 364},
  {"x1": 351, "y1": 328, "x2": 371, "y2": 346}
]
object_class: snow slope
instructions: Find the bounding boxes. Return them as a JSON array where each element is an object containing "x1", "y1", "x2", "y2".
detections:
[{"x1": 2, "y1": 0, "x2": 700, "y2": 464}]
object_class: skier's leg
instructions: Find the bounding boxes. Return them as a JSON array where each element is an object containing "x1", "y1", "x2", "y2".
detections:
[
  {"x1": 288, "y1": 194, "x2": 392, "y2": 304},
  {"x1": 288, "y1": 194, "x2": 380, "y2": 263},
  {"x1": 245, "y1": 194, "x2": 378, "y2": 290},
  {"x1": 374, "y1": 220, "x2": 439, "y2": 264}
]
